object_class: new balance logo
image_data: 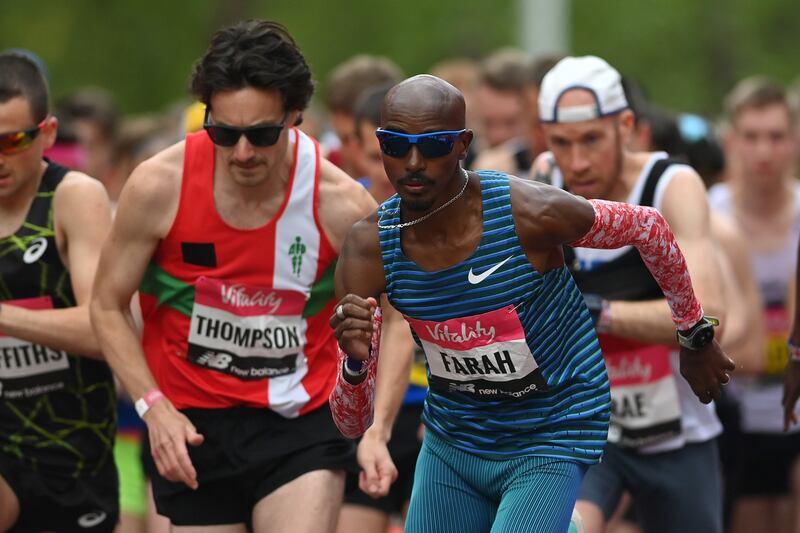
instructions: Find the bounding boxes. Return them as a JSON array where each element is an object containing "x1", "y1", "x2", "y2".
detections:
[
  {"x1": 467, "y1": 256, "x2": 512, "y2": 285},
  {"x1": 448, "y1": 382, "x2": 475, "y2": 393}
]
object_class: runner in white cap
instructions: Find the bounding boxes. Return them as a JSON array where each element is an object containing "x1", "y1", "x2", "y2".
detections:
[{"x1": 533, "y1": 55, "x2": 730, "y2": 533}]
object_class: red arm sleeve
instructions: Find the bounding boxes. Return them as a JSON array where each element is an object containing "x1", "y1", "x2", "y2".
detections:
[
  {"x1": 328, "y1": 308, "x2": 382, "y2": 439},
  {"x1": 569, "y1": 199, "x2": 704, "y2": 330}
]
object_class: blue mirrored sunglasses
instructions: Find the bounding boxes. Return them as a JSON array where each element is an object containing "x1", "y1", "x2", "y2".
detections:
[{"x1": 375, "y1": 128, "x2": 466, "y2": 158}]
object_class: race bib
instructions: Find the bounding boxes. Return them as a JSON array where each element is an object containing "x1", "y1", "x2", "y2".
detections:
[
  {"x1": 405, "y1": 305, "x2": 547, "y2": 400},
  {"x1": 0, "y1": 296, "x2": 70, "y2": 399},
  {"x1": 765, "y1": 306, "x2": 790, "y2": 377},
  {"x1": 601, "y1": 335, "x2": 681, "y2": 448},
  {"x1": 187, "y1": 277, "x2": 307, "y2": 380}
]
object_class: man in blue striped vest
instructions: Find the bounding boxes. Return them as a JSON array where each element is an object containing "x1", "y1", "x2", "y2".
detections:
[{"x1": 329, "y1": 73, "x2": 734, "y2": 533}]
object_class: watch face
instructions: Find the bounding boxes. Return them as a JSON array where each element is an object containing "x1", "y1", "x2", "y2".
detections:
[
  {"x1": 678, "y1": 321, "x2": 715, "y2": 350},
  {"x1": 692, "y1": 325, "x2": 714, "y2": 349}
]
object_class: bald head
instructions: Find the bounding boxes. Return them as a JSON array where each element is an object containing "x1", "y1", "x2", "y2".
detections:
[{"x1": 382, "y1": 74, "x2": 466, "y2": 130}]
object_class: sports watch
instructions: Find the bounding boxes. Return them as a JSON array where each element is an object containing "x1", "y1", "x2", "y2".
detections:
[{"x1": 676, "y1": 316, "x2": 719, "y2": 351}]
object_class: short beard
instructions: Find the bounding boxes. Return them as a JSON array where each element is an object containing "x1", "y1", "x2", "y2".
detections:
[
  {"x1": 397, "y1": 171, "x2": 437, "y2": 211},
  {"x1": 402, "y1": 196, "x2": 436, "y2": 212}
]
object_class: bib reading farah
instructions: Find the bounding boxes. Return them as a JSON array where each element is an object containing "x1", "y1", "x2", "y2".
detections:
[
  {"x1": 188, "y1": 277, "x2": 307, "y2": 380},
  {"x1": 406, "y1": 305, "x2": 548, "y2": 400}
]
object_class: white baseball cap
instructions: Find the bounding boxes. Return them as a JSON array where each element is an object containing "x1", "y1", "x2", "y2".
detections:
[{"x1": 538, "y1": 55, "x2": 628, "y2": 123}]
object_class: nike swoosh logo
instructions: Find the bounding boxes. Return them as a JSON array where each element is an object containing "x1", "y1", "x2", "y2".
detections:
[{"x1": 468, "y1": 256, "x2": 513, "y2": 284}]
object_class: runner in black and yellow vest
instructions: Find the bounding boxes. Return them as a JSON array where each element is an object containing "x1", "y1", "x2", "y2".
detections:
[{"x1": 0, "y1": 52, "x2": 117, "y2": 533}]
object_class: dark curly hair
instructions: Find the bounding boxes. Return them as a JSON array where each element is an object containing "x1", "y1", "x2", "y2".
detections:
[{"x1": 190, "y1": 20, "x2": 314, "y2": 124}]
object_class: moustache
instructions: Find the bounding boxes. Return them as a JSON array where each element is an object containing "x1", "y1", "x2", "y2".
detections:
[
  {"x1": 233, "y1": 159, "x2": 261, "y2": 169},
  {"x1": 397, "y1": 173, "x2": 434, "y2": 186}
]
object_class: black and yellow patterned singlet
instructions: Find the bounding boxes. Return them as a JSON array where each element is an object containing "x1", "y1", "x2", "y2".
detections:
[{"x1": 0, "y1": 161, "x2": 116, "y2": 478}]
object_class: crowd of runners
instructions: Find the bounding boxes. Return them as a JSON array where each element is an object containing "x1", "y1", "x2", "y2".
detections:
[{"x1": 0, "y1": 17, "x2": 799, "y2": 533}]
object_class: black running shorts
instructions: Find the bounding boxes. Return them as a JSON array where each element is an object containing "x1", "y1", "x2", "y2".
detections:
[
  {"x1": 144, "y1": 404, "x2": 354, "y2": 526},
  {"x1": 0, "y1": 454, "x2": 119, "y2": 533}
]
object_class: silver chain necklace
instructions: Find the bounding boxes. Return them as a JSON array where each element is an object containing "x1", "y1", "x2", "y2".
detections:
[{"x1": 378, "y1": 169, "x2": 470, "y2": 230}]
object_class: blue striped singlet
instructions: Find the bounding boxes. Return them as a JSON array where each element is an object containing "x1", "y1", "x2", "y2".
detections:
[{"x1": 378, "y1": 171, "x2": 610, "y2": 463}]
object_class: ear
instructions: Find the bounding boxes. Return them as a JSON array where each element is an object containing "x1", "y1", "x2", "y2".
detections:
[
  {"x1": 40, "y1": 115, "x2": 58, "y2": 150},
  {"x1": 629, "y1": 120, "x2": 652, "y2": 151},
  {"x1": 458, "y1": 129, "x2": 474, "y2": 160},
  {"x1": 289, "y1": 109, "x2": 304, "y2": 127},
  {"x1": 616, "y1": 109, "x2": 636, "y2": 146}
]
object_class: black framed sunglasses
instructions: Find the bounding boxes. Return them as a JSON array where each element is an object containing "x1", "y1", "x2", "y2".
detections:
[
  {"x1": 203, "y1": 108, "x2": 288, "y2": 147},
  {"x1": 375, "y1": 128, "x2": 466, "y2": 159}
]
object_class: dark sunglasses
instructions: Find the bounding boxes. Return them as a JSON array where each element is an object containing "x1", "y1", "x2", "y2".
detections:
[
  {"x1": 203, "y1": 108, "x2": 287, "y2": 147},
  {"x1": 0, "y1": 118, "x2": 47, "y2": 155},
  {"x1": 375, "y1": 128, "x2": 466, "y2": 159}
]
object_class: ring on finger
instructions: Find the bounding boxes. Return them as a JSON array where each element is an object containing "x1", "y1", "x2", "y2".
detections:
[{"x1": 335, "y1": 304, "x2": 346, "y2": 320}]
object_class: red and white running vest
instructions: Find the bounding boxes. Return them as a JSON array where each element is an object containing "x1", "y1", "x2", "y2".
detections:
[{"x1": 140, "y1": 129, "x2": 338, "y2": 417}]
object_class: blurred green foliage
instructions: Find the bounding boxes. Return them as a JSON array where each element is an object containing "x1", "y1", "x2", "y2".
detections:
[{"x1": 2, "y1": 0, "x2": 799, "y2": 117}]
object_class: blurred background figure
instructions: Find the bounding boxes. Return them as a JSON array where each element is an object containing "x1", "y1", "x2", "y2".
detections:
[
  {"x1": 710, "y1": 77, "x2": 800, "y2": 533},
  {"x1": 43, "y1": 110, "x2": 87, "y2": 171},
  {"x1": 429, "y1": 58, "x2": 482, "y2": 169},
  {"x1": 104, "y1": 113, "x2": 176, "y2": 208},
  {"x1": 352, "y1": 84, "x2": 396, "y2": 200},
  {"x1": 429, "y1": 59, "x2": 481, "y2": 133},
  {"x1": 523, "y1": 53, "x2": 565, "y2": 162},
  {"x1": 471, "y1": 48, "x2": 532, "y2": 175},
  {"x1": 324, "y1": 54, "x2": 403, "y2": 177},
  {"x1": 54, "y1": 87, "x2": 119, "y2": 182}
]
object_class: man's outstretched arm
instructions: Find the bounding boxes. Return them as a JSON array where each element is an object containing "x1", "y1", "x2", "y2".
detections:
[
  {"x1": 518, "y1": 182, "x2": 735, "y2": 404},
  {"x1": 567, "y1": 198, "x2": 735, "y2": 403}
]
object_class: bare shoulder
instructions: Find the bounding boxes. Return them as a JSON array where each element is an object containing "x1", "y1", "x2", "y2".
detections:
[
  {"x1": 54, "y1": 170, "x2": 110, "y2": 206},
  {"x1": 659, "y1": 166, "x2": 711, "y2": 228},
  {"x1": 115, "y1": 140, "x2": 185, "y2": 238},
  {"x1": 509, "y1": 175, "x2": 593, "y2": 248},
  {"x1": 52, "y1": 171, "x2": 112, "y2": 246},
  {"x1": 342, "y1": 212, "x2": 381, "y2": 260},
  {"x1": 664, "y1": 166, "x2": 707, "y2": 193},
  {"x1": 317, "y1": 157, "x2": 378, "y2": 252}
]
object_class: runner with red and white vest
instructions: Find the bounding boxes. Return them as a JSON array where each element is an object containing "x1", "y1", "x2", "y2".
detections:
[{"x1": 90, "y1": 20, "x2": 392, "y2": 533}]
